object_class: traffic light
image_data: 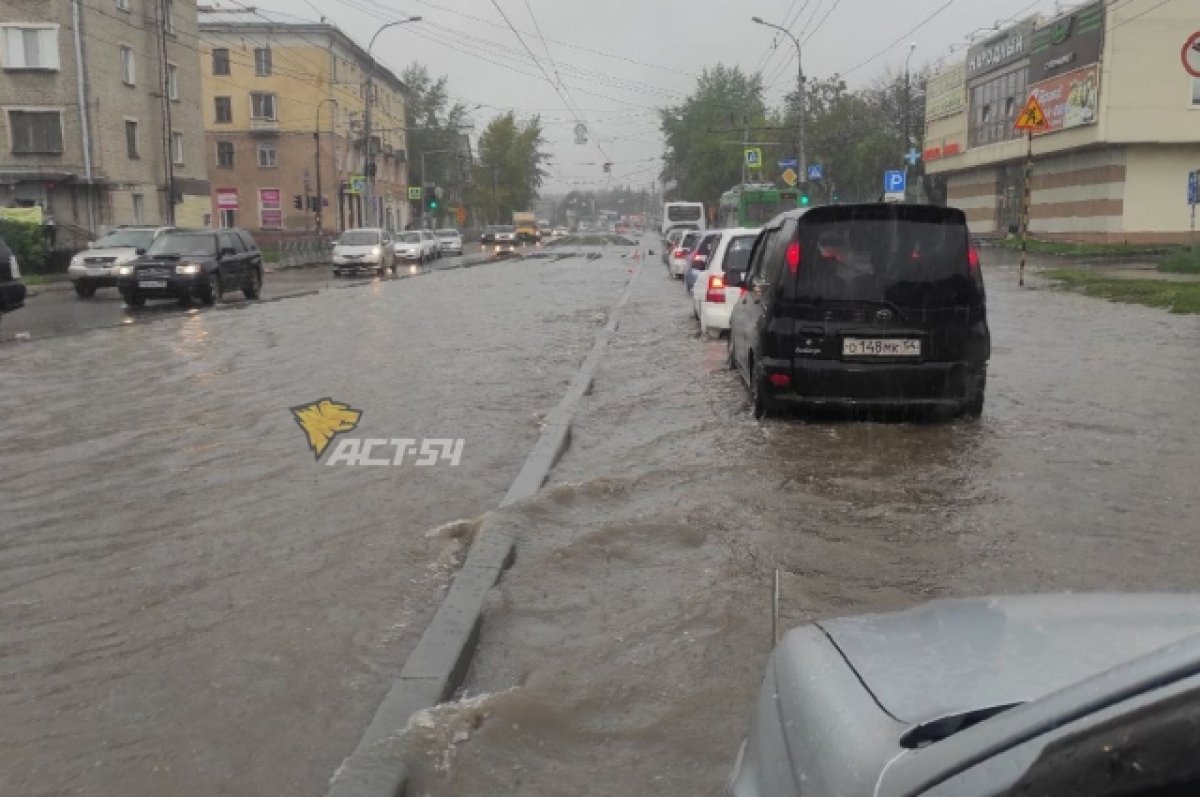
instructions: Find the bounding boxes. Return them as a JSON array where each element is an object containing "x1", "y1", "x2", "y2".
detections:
[
  {"x1": 800, "y1": 193, "x2": 811, "y2": 207},
  {"x1": 428, "y1": 197, "x2": 439, "y2": 211},
  {"x1": 293, "y1": 195, "x2": 303, "y2": 210}
]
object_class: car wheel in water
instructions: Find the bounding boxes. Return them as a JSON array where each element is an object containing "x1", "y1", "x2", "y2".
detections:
[
  {"x1": 201, "y1": 273, "x2": 221, "y2": 306},
  {"x1": 244, "y1": 268, "x2": 262, "y2": 299},
  {"x1": 74, "y1": 283, "x2": 96, "y2": 299},
  {"x1": 962, "y1": 371, "x2": 987, "y2": 419},
  {"x1": 122, "y1": 290, "x2": 145, "y2": 308},
  {"x1": 750, "y1": 358, "x2": 772, "y2": 420}
]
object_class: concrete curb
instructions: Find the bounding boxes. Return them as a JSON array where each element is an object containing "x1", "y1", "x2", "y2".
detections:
[{"x1": 324, "y1": 257, "x2": 642, "y2": 797}]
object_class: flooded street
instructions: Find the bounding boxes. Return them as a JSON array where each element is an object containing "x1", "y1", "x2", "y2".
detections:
[
  {"x1": 0, "y1": 256, "x2": 629, "y2": 796},
  {"x1": 404, "y1": 250, "x2": 1200, "y2": 795}
]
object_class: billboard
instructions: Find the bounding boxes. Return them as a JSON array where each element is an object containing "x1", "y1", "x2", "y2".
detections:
[
  {"x1": 259, "y1": 188, "x2": 282, "y2": 229},
  {"x1": 966, "y1": 19, "x2": 1036, "y2": 81},
  {"x1": 1029, "y1": 1, "x2": 1104, "y2": 81},
  {"x1": 1030, "y1": 62, "x2": 1100, "y2": 134},
  {"x1": 215, "y1": 188, "x2": 239, "y2": 210},
  {"x1": 925, "y1": 63, "x2": 966, "y2": 121}
]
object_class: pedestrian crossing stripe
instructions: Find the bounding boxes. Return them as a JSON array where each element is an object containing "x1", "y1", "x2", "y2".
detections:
[{"x1": 1014, "y1": 95, "x2": 1049, "y2": 132}]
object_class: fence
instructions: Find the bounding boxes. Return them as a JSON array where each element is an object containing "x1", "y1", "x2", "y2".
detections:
[{"x1": 272, "y1": 236, "x2": 333, "y2": 268}]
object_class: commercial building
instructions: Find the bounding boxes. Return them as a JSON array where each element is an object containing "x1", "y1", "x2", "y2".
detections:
[
  {"x1": 197, "y1": 9, "x2": 410, "y2": 236},
  {"x1": 923, "y1": 0, "x2": 1200, "y2": 243},
  {"x1": 0, "y1": 0, "x2": 211, "y2": 242}
]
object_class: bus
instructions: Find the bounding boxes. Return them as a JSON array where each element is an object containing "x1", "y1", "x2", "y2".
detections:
[
  {"x1": 661, "y1": 202, "x2": 705, "y2": 236},
  {"x1": 718, "y1": 184, "x2": 802, "y2": 228}
]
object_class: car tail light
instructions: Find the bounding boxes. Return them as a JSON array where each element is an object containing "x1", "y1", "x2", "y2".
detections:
[
  {"x1": 673, "y1": 248, "x2": 686, "y2": 258},
  {"x1": 704, "y1": 274, "x2": 725, "y2": 304},
  {"x1": 968, "y1": 246, "x2": 981, "y2": 272},
  {"x1": 786, "y1": 241, "x2": 801, "y2": 273},
  {"x1": 768, "y1": 373, "x2": 791, "y2": 387},
  {"x1": 692, "y1": 253, "x2": 706, "y2": 265}
]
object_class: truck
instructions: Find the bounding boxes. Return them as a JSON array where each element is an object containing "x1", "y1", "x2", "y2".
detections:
[{"x1": 513, "y1": 212, "x2": 540, "y2": 243}]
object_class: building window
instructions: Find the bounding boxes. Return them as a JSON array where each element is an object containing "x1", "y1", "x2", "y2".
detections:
[
  {"x1": 216, "y1": 140, "x2": 234, "y2": 168},
  {"x1": 172, "y1": 131, "x2": 184, "y2": 165},
  {"x1": 219, "y1": 209, "x2": 237, "y2": 229},
  {"x1": 2, "y1": 26, "x2": 60, "y2": 70},
  {"x1": 6, "y1": 110, "x2": 64, "y2": 154},
  {"x1": 163, "y1": 0, "x2": 175, "y2": 35},
  {"x1": 968, "y1": 67, "x2": 1027, "y2": 148},
  {"x1": 132, "y1": 194, "x2": 144, "y2": 224},
  {"x1": 116, "y1": 0, "x2": 131, "y2": 11},
  {"x1": 214, "y1": 96, "x2": 232, "y2": 124},
  {"x1": 212, "y1": 48, "x2": 230, "y2": 76},
  {"x1": 254, "y1": 47, "x2": 272, "y2": 76},
  {"x1": 250, "y1": 92, "x2": 277, "y2": 120},
  {"x1": 120, "y1": 45, "x2": 135, "y2": 85},
  {"x1": 167, "y1": 63, "x2": 179, "y2": 100},
  {"x1": 257, "y1": 142, "x2": 277, "y2": 167},
  {"x1": 125, "y1": 119, "x2": 139, "y2": 158}
]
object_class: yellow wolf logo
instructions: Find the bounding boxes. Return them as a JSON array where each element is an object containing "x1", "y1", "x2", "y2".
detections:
[{"x1": 291, "y1": 398, "x2": 363, "y2": 460}]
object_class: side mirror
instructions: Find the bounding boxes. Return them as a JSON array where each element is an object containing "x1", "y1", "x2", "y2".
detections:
[
  {"x1": 220, "y1": 247, "x2": 236, "y2": 258},
  {"x1": 723, "y1": 270, "x2": 745, "y2": 288}
]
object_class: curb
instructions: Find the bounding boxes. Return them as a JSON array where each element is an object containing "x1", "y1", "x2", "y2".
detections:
[{"x1": 324, "y1": 255, "x2": 642, "y2": 797}]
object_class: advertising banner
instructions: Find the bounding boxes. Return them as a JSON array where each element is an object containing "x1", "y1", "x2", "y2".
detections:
[
  {"x1": 925, "y1": 63, "x2": 966, "y2": 121},
  {"x1": 966, "y1": 20, "x2": 1035, "y2": 81},
  {"x1": 1030, "y1": 62, "x2": 1100, "y2": 134},
  {"x1": 216, "y1": 188, "x2": 239, "y2": 210},
  {"x1": 259, "y1": 188, "x2": 282, "y2": 229},
  {"x1": 1029, "y1": 1, "x2": 1104, "y2": 81},
  {"x1": 0, "y1": 206, "x2": 44, "y2": 225}
]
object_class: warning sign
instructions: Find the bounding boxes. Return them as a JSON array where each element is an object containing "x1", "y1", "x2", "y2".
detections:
[
  {"x1": 1014, "y1": 95, "x2": 1050, "y2": 132},
  {"x1": 1183, "y1": 31, "x2": 1200, "y2": 79},
  {"x1": 781, "y1": 167, "x2": 798, "y2": 187}
]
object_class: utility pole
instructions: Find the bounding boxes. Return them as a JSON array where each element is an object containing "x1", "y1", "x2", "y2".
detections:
[
  {"x1": 363, "y1": 16, "x2": 421, "y2": 229},
  {"x1": 314, "y1": 98, "x2": 337, "y2": 236},
  {"x1": 752, "y1": 18, "x2": 806, "y2": 195},
  {"x1": 157, "y1": 0, "x2": 175, "y2": 224},
  {"x1": 903, "y1": 42, "x2": 917, "y2": 201}
]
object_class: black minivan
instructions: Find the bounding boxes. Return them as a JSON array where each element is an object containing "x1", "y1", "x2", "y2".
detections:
[{"x1": 728, "y1": 203, "x2": 989, "y2": 419}]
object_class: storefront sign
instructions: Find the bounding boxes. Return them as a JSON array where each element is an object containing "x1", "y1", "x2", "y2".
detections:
[
  {"x1": 216, "y1": 188, "x2": 239, "y2": 210},
  {"x1": 1030, "y1": 62, "x2": 1101, "y2": 134},
  {"x1": 922, "y1": 140, "x2": 963, "y2": 162},
  {"x1": 966, "y1": 20, "x2": 1035, "y2": 80},
  {"x1": 259, "y1": 188, "x2": 282, "y2": 229},
  {"x1": 1029, "y1": 1, "x2": 1104, "y2": 80},
  {"x1": 925, "y1": 63, "x2": 966, "y2": 121}
]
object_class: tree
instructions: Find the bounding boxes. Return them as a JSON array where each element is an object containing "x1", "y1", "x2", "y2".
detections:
[
  {"x1": 400, "y1": 64, "x2": 472, "y2": 221},
  {"x1": 468, "y1": 112, "x2": 547, "y2": 224}
]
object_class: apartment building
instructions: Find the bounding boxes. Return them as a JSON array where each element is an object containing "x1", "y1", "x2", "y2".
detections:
[
  {"x1": 197, "y1": 9, "x2": 410, "y2": 236},
  {"x1": 923, "y1": 0, "x2": 1200, "y2": 243},
  {"x1": 0, "y1": 0, "x2": 210, "y2": 240}
]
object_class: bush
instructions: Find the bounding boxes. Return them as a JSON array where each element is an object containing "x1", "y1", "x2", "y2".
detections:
[
  {"x1": 1158, "y1": 249, "x2": 1200, "y2": 274},
  {"x1": 0, "y1": 219, "x2": 45, "y2": 272}
]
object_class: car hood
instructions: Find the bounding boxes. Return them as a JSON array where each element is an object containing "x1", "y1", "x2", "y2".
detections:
[
  {"x1": 334, "y1": 244, "x2": 381, "y2": 255},
  {"x1": 818, "y1": 593, "x2": 1200, "y2": 725},
  {"x1": 78, "y1": 246, "x2": 140, "y2": 263},
  {"x1": 394, "y1": 240, "x2": 422, "y2": 248}
]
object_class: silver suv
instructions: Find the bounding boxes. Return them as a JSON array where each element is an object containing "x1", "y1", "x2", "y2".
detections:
[{"x1": 68, "y1": 226, "x2": 171, "y2": 299}]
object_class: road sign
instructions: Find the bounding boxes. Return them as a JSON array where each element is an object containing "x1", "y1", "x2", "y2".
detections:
[
  {"x1": 1014, "y1": 94, "x2": 1050, "y2": 132},
  {"x1": 778, "y1": 158, "x2": 798, "y2": 169},
  {"x1": 1183, "y1": 32, "x2": 1200, "y2": 78},
  {"x1": 807, "y1": 164, "x2": 823, "y2": 181},
  {"x1": 744, "y1": 147, "x2": 762, "y2": 168},
  {"x1": 781, "y1": 168, "x2": 798, "y2": 187},
  {"x1": 1188, "y1": 170, "x2": 1199, "y2": 206},
  {"x1": 884, "y1": 170, "x2": 906, "y2": 193},
  {"x1": 348, "y1": 175, "x2": 366, "y2": 195},
  {"x1": 408, "y1": 186, "x2": 422, "y2": 200},
  {"x1": 904, "y1": 148, "x2": 921, "y2": 167}
]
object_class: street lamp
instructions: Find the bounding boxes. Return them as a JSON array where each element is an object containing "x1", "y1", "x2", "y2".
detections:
[
  {"x1": 904, "y1": 42, "x2": 917, "y2": 201},
  {"x1": 363, "y1": 15, "x2": 421, "y2": 229},
  {"x1": 752, "y1": 16, "x2": 806, "y2": 186},
  {"x1": 314, "y1": 98, "x2": 337, "y2": 235}
]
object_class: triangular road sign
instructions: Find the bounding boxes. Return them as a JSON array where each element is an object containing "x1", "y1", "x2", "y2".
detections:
[{"x1": 1014, "y1": 95, "x2": 1050, "y2": 132}]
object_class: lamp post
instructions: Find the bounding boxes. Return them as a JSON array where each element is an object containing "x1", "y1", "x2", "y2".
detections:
[
  {"x1": 314, "y1": 98, "x2": 337, "y2": 235},
  {"x1": 363, "y1": 15, "x2": 421, "y2": 229},
  {"x1": 904, "y1": 42, "x2": 917, "y2": 200},
  {"x1": 752, "y1": 16, "x2": 806, "y2": 187}
]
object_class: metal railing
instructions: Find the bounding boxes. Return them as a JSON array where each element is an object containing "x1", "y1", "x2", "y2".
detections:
[{"x1": 275, "y1": 236, "x2": 333, "y2": 268}]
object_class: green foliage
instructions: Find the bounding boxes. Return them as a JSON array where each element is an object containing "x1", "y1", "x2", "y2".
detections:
[
  {"x1": 468, "y1": 112, "x2": 547, "y2": 224},
  {"x1": 999, "y1": 238, "x2": 1177, "y2": 257},
  {"x1": 0, "y1": 219, "x2": 45, "y2": 272},
  {"x1": 1047, "y1": 268, "x2": 1200, "y2": 314},
  {"x1": 400, "y1": 64, "x2": 472, "y2": 208},
  {"x1": 1158, "y1": 249, "x2": 1200, "y2": 274}
]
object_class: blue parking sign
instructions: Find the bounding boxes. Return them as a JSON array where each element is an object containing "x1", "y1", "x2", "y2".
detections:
[
  {"x1": 1189, "y1": 170, "x2": 1199, "y2": 206},
  {"x1": 884, "y1": 170, "x2": 906, "y2": 193}
]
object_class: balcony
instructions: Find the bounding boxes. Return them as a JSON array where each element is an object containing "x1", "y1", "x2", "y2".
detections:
[{"x1": 250, "y1": 117, "x2": 280, "y2": 134}]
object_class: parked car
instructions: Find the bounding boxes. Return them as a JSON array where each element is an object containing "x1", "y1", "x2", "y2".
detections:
[
  {"x1": 684, "y1": 231, "x2": 722, "y2": 294},
  {"x1": 67, "y1": 226, "x2": 170, "y2": 299},
  {"x1": 393, "y1": 231, "x2": 437, "y2": 264},
  {"x1": 691, "y1": 228, "x2": 759, "y2": 337},
  {"x1": 727, "y1": 203, "x2": 989, "y2": 419},
  {"x1": 116, "y1": 228, "x2": 263, "y2": 308},
  {"x1": 0, "y1": 235, "x2": 27, "y2": 314},
  {"x1": 551, "y1": 226, "x2": 568, "y2": 239},
  {"x1": 491, "y1": 225, "x2": 518, "y2": 255},
  {"x1": 727, "y1": 593, "x2": 1200, "y2": 797},
  {"x1": 481, "y1": 226, "x2": 497, "y2": 245},
  {"x1": 662, "y1": 229, "x2": 685, "y2": 265},
  {"x1": 332, "y1": 228, "x2": 395, "y2": 276},
  {"x1": 435, "y1": 228, "x2": 464, "y2": 256},
  {"x1": 668, "y1": 230, "x2": 703, "y2": 279}
]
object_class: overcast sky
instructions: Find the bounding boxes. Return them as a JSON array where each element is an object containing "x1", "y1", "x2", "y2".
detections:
[{"x1": 226, "y1": 0, "x2": 1067, "y2": 193}]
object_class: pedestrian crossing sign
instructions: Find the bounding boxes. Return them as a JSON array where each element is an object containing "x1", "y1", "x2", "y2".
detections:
[{"x1": 1014, "y1": 95, "x2": 1049, "y2": 132}]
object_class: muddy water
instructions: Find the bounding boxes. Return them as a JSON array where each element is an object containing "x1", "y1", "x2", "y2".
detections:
[
  {"x1": 403, "y1": 251, "x2": 1200, "y2": 795},
  {"x1": 0, "y1": 256, "x2": 629, "y2": 796}
]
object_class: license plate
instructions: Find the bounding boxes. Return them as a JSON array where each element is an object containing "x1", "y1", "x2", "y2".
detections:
[
  {"x1": 86, "y1": 268, "x2": 105, "y2": 277},
  {"x1": 843, "y1": 338, "x2": 921, "y2": 357},
  {"x1": 138, "y1": 279, "x2": 167, "y2": 289}
]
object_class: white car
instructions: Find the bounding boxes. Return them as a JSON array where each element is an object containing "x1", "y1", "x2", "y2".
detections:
[
  {"x1": 332, "y1": 228, "x2": 395, "y2": 276},
  {"x1": 393, "y1": 231, "x2": 437, "y2": 263},
  {"x1": 434, "y1": 228, "x2": 464, "y2": 256},
  {"x1": 668, "y1": 230, "x2": 703, "y2": 279},
  {"x1": 68, "y1": 226, "x2": 170, "y2": 298},
  {"x1": 551, "y1": 226, "x2": 568, "y2": 239},
  {"x1": 691, "y1": 227, "x2": 760, "y2": 337}
]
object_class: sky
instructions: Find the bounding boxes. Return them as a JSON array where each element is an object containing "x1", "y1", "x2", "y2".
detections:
[{"x1": 219, "y1": 0, "x2": 1070, "y2": 193}]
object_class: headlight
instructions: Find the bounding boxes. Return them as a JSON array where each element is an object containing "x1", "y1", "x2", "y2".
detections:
[
  {"x1": 117, "y1": 265, "x2": 135, "y2": 276},
  {"x1": 370, "y1": 246, "x2": 381, "y2": 258},
  {"x1": 70, "y1": 255, "x2": 84, "y2": 268},
  {"x1": 176, "y1": 263, "x2": 203, "y2": 275}
]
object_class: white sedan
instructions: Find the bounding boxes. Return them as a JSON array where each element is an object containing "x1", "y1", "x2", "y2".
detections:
[
  {"x1": 691, "y1": 227, "x2": 760, "y2": 337},
  {"x1": 668, "y1": 230, "x2": 703, "y2": 279},
  {"x1": 435, "y1": 228, "x2": 464, "y2": 256},
  {"x1": 393, "y1": 231, "x2": 438, "y2": 263}
]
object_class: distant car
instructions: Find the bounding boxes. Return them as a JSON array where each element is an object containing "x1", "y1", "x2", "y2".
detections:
[
  {"x1": 0, "y1": 235, "x2": 27, "y2": 313},
  {"x1": 68, "y1": 226, "x2": 170, "y2": 299},
  {"x1": 422, "y1": 229, "x2": 441, "y2": 259},
  {"x1": 116, "y1": 228, "x2": 263, "y2": 307},
  {"x1": 393, "y1": 231, "x2": 436, "y2": 264},
  {"x1": 332, "y1": 228, "x2": 395, "y2": 276},
  {"x1": 662, "y1": 229, "x2": 685, "y2": 265},
  {"x1": 551, "y1": 226, "x2": 568, "y2": 239},
  {"x1": 691, "y1": 228, "x2": 759, "y2": 338},
  {"x1": 481, "y1": 226, "x2": 497, "y2": 245},
  {"x1": 668, "y1": 230, "x2": 703, "y2": 279},
  {"x1": 727, "y1": 203, "x2": 989, "y2": 419},
  {"x1": 491, "y1": 225, "x2": 518, "y2": 255},
  {"x1": 435, "y1": 228, "x2": 464, "y2": 256},
  {"x1": 727, "y1": 593, "x2": 1200, "y2": 797},
  {"x1": 684, "y1": 230, "x2": 722, "y2": 294}
]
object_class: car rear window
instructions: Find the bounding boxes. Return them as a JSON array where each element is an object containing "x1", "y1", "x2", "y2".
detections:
[
  {"x1": 680, "y1": 232, "x2": 701, "y2": 249},
  {"x1": 397, "y1": 233, "x2": 421, "y2": 243},
  {"x1": 793, "y1": 206, "x2": 974, "y2": 309},
  {"x1": 340, "y1": 230, "x2": 380, "y2": 245},
  {"x1": 721, "y1": 235, "x2": 757, "y2": 272}
]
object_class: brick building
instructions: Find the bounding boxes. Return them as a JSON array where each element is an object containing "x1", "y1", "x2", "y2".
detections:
[
  {"x1": 197, "y1": 9, "x2": 410, "y2": 236},
  {"x1": 0, "y1": 0, "x2": 211, "y2": 241}
]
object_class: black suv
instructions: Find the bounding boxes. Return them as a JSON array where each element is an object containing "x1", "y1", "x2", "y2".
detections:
[
  {"x1": 117, "y1": 228, "x2": 264, "y2": 308},
  {"x1": 0, "y1": 235, "x2": 27, "y2": 314},
  {"x1": 728, "y1": 203, "x2": 989, "y2": 419}
]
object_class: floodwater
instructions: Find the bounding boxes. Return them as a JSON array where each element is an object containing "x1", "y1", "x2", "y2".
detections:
[
  {"x1": 402, "y1": 249, "x2": 1200, "y2": 796},
  {"x1": 0, "y1": 255, "x2": 629, "y2": 796}
]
